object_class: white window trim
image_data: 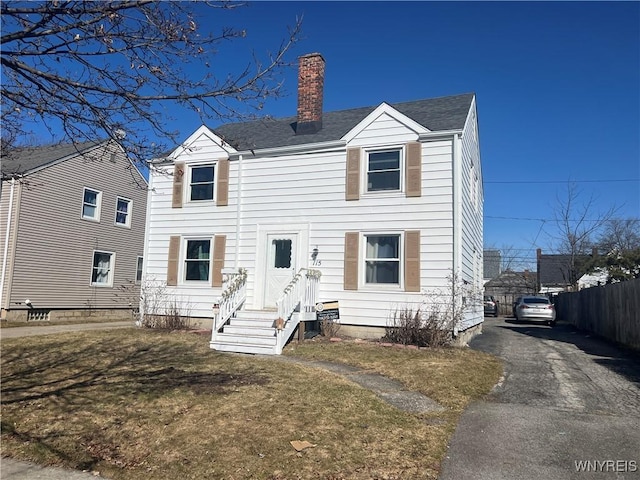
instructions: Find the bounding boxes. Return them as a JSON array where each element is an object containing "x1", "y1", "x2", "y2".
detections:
[
  {"x1": 90, "y1": 250, "x2": 115, "y2": 287},
  {"x1": 136, "y1": 256, "x2": 144, "y2": 284},
  {"x1": 114, "y1": 196, "x2": 133, "y2": 228},
  {"x1": 182, "y1": 237, "x2": 213, "y2": 284},
  {"x1": 362, "y1": 146, "x2": 405, "y2": 197},
  {"x1": 81, "y1": 187, "x2": 102, "y2": 222},
  {"x1": 187, "y1": 163, "x2": 216, "y2": 203},
  {"x1": 360, "y1": 231, "x2": 404, "y2": 291}
]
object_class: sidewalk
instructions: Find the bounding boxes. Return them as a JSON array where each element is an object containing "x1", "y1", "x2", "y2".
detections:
[
  {"x1": 0, "y1": 321, "x2": 134, "y2": 340},
  {"x1": 1, "y1": 458, "x2": 107, "y2": 480}
]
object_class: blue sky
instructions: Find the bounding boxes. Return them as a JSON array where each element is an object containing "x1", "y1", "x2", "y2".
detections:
[
  {"x1": 28, "y1": 1, "x2": 640, "y2": 268},
  {"x1": 186, "y1": 1, "x2": 639, "y2": 268}
]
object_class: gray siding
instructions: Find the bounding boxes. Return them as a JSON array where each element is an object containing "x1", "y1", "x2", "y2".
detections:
[{"x1": 4, "y1": 142, "x2": 147, "y2": 310}]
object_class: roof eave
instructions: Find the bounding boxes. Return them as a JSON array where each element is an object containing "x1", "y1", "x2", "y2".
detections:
[{"x1": 229, "y1": 139, "x2": 347, "y2": 160}]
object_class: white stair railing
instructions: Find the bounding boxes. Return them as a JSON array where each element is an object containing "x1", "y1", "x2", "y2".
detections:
[
  {"x1": 275, "y1": 268, "x2": 321, "y2": 354},
  {"x1": 211, "y1": 268, "x2": 247, "y2": 341}
]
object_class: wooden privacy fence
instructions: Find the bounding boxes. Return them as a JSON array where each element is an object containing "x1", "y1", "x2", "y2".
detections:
[{"x1": 555, "y1": 278, "x2": 640, "y2": 350}]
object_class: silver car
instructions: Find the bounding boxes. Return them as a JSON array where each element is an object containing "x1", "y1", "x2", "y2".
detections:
[{"x1": 514, "y1": 296, "x2": 556, "y2": 326}]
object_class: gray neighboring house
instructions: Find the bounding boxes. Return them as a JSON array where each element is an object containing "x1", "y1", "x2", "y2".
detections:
[
  {"x1": 536, "y1": 248, "x2": 593, "y2": 294},
  {"x1": 0, "y1": 140, "x2": 147, "y2": 322},
  {"x1": 483, "y1": 249, "x2": 501, "y2": 283}
]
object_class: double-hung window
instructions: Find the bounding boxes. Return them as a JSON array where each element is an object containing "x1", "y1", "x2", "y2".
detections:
[
  {"x1": 115, "y1": 197, "x2": 132, "y2": 227},
  {"x1": 366, "y1": 149, "x2": 401, "y2": 192},
  {"x1": 364, "y1": 234, "x2": 401, "y2": 285},
  {"x1": 91, "y1": 251, "x2": 114, "y2": 286},
  {"x1": 190, "y1": 165, "x2": 215, "y2": 201},
  {"x1": 184, "y1": 239, "x2": 211, "y2": 281},
  {"x1": 136, "y1": 256, "x2": 144, "y2": 283},
  {"x1": 82, "y1": 187, "x2": 102, "y2": 221}
]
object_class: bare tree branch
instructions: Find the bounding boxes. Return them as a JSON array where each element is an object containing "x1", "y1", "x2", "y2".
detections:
[
  {"x1": 550, "y1": 182, "x2": 618, "y2": 286},
  {"x1": 1, "y1": 1, "x2": 302, "y2": 164}
]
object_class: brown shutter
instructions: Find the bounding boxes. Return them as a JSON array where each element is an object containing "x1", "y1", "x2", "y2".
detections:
[
  {"x1": 344, "y1": 232, "x2": 359, "y2": 290},
  {"x1": 405, "y1": 142, "x2": 422, "y2": 197},
  {"x1": 212, "y1": 235, "x2": 226, "y2": 287},
  {"x1": 404, "y1": 230, "x2": 421, "y2": 292},
  {"x1": 345, "y1": 148, "x2": 360, "y2": 201},
  {"x1": 167, "y1": 236, "x2": 180, "y2": 286},
  {"x1": 216, "y1": 158, "x2": 229, "y2": 206},
  {"x1": 172, "y1": 162, "x2": 185, "y2": 208}
]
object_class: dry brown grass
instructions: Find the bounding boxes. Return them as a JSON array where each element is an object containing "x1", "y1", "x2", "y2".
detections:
[{"x1": 1, "y1": 329, "x2": 502, "y2": 479}]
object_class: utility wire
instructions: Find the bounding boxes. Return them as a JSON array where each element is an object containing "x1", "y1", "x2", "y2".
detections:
[
  {"x1": 485, "y1": 179, "x2": 639, "y2": 184},
  {"x1": 485, "y1": 215, "x2": 639, "y2": 222}
]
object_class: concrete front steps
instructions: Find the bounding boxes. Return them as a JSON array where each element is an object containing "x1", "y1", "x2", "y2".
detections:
[{"x1": 210, "y1": 309, "x2": 280, "y2": 355}]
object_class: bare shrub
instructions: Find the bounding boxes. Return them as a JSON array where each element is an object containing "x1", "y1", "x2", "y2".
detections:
[
  {"x1": 319, "y1": 318, "x2": 341, "y2": 338},
  {"x1": 138, "y1": 278, "x2": 193, "y2": 330},
  {"x1": 384, "y1": 272, "x2": 482, "y2": 347},
  {"x1": 384, "y1": 305, "x2": 453, "y2": 347}
]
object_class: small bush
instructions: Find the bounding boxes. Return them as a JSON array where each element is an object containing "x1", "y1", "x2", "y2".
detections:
[
  {"x1": 138, "y1": 278, "x2": 193, "y2": 330},
  {"x1": 384, "y1": 305, "x2": 453, "y2": 347},
  {"x1": 142, "y1": 300, "x2": 192, "y2": 330},
  {"x1": 319, "y1": 318, "x2": 341, "y2": 338}
]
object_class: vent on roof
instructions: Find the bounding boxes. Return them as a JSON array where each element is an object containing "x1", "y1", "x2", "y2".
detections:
[{"x1": 296, "y1": 53, "x2": 325, "y2": 135}]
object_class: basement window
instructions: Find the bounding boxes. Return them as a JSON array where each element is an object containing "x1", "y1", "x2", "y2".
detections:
[{"x1": 27, "y1": 310, "x2": 51, "y2": 322}]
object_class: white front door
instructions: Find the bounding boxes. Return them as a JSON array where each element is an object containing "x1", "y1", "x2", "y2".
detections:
[{"x1": 263, "y1": 234, "x2": 297, "y2": 308}]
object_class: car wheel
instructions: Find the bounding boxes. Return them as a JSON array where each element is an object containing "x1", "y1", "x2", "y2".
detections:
[
  {"x1": 548, "y1": 320, "x2": 557, "y2": 327},
  {"x1": 494, "y1": 311, "x2": 498, "y2": 317}
]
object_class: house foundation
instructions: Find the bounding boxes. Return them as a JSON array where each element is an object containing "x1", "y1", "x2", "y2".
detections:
[{"x1": 1, "y1": 307, "x2": 135, "y2": 324}]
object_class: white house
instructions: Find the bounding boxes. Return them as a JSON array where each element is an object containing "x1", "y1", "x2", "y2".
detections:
[{"x1": 142, "y1": 53, "x2": 484, "y2": 354}]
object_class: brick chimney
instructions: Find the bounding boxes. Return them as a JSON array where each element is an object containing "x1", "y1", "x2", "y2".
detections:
[{"x1": 296, "y1": 53, "x2": 325, "y2": 135}]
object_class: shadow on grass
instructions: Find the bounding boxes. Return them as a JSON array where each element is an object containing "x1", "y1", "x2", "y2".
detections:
[
  {"x1": 1, "y1": 333, "x2": 269, "y2": 405},
  {"x1": 1, "y1": 332, "x2": 270, "y2": 471}
]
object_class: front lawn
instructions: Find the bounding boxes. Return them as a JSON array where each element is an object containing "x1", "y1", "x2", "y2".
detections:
[{"x1": 1, "y1": 329, "x2": 501, "y2": 479}]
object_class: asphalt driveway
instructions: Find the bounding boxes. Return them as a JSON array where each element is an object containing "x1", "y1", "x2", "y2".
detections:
[{"x1": 439, "y1": 317, "x2": 640, "y2": 480}]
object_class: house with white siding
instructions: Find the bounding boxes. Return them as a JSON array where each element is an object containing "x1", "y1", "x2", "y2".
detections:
[
  {"x1": 143, "y1": 53, "x2": 484, "y2": 354},
  {"x1": 1, "y1": 140, "x2": 147, "y2": 323}
]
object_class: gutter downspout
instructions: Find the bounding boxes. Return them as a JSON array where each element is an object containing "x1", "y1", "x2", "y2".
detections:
[
  {"x1": 139, "y1": 172, "x2": 154, "y2": 325},
  {"x1": 452, "y1": 134, "x2": 463, "y2": 337},
  {"x1": 0, "y1": 177, "x2": 16, "y2": 311},
  {"x1": 234, "y1": 155, "x2": 243, "y2": 270}
]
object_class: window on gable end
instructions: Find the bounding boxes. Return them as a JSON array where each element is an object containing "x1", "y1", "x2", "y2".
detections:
[
  {"x1": 115, "y1": 196, "x2": 132, "y2": 227},
  {"x1": 82, "y1": 187, "x2": 102, "y2": 221},
  {"x1": 366, "y1": 149, "x2": 401, "y2": 192},
  {"x1": 189, "y1": 165, "x2": 215, "y2": 201}
]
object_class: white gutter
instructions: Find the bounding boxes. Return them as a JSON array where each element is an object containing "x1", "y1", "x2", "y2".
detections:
[
  {"x1": 229, "y1": 139, "x2": 346, "y2": 160},
  {"x1": 0, "y1": 177, "x2": 16, "y2": 311},
  {"x1": 418, "y1": 129, "x2": 463, "y2": 142},
  {"x1": 234, "y1": 154, "x2": 243, "y2": 269}
]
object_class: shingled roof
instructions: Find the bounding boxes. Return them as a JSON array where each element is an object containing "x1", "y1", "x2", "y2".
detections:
[
  {"x1": 537, "y1": 253, "x2": 591, "y2": 287},
  {"x1": 1, "y1": 140, "x2": 103, "y2": 177},
  {"x1": 212, "y1": 93, "x2": 475, "y2": 152}
]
